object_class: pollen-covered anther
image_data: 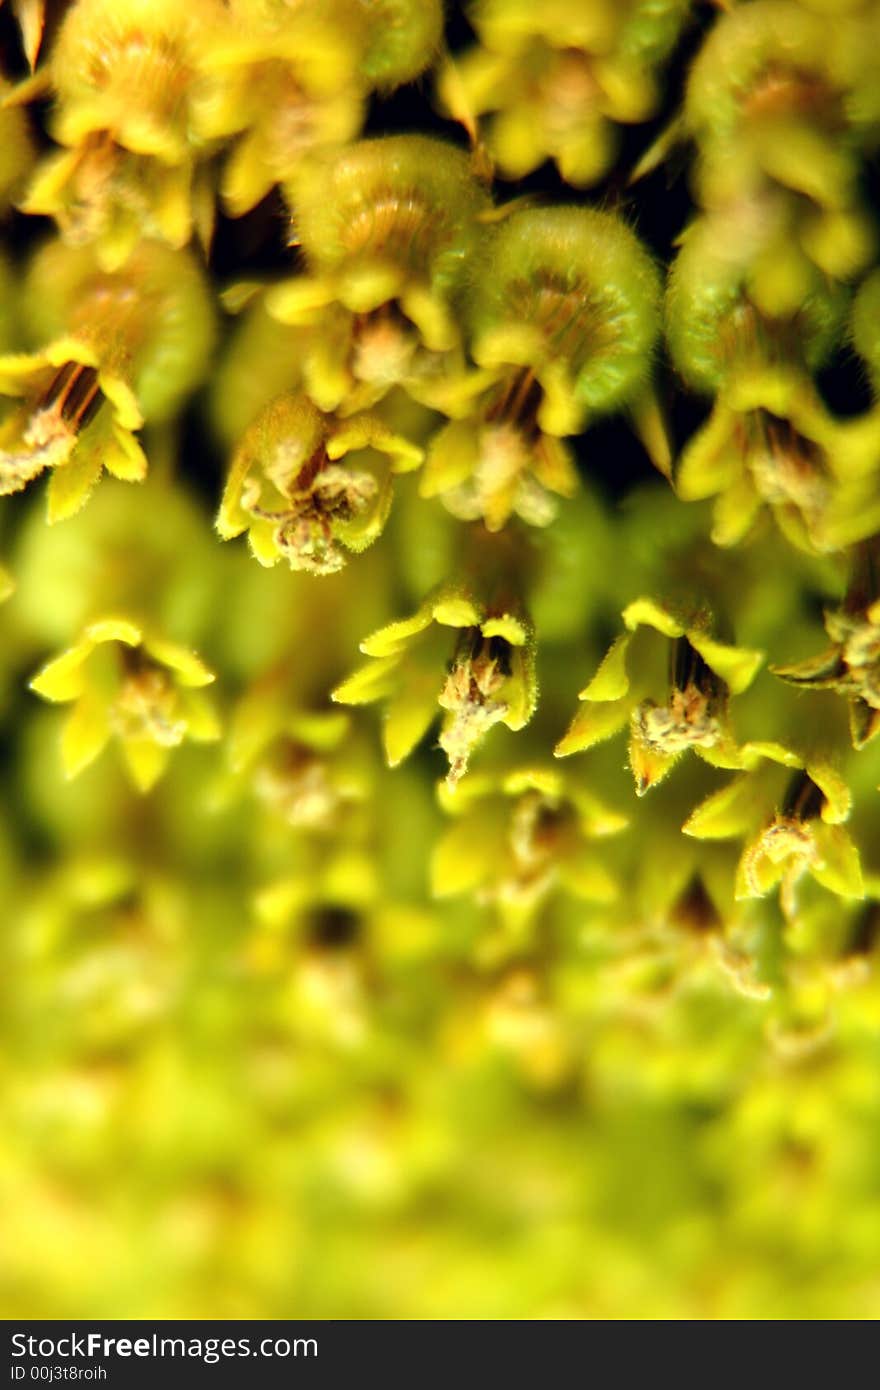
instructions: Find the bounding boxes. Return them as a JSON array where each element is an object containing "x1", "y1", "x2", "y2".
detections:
[
  {"x1": 634, "y1": 686, "x2": 723, "y2": 755},
  {"x1": 0, "y1": 362, "x2": 103, "y2": 492},
  {"x1": 831, "y1": 614, "x2": 880, "y2": 707},
  {"x1": 241, "y1": 449, "x2": 378, "y2": 576},
  {"x1": 254, "y1": 742, "x2": 340, "y2": 829},
  {"x1": 438, "y1": 631, "x2": 511, "y2": 787},
  {"x1": 635, "y1": 638, "x2": 725, "y2": 756},
  {"x1": 111, "y1": 663, "x2": 187, "y2": 748},
  {"x1": 740, "y1": 771, "x2": 826, "y2": 913},
  {"x1": 351, "y1": 305, "x2": 418, "y2": 387}
]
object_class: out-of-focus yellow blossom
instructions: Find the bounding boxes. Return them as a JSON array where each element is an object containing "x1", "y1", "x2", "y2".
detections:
[
  {"x1": 30, "y1": 617, "x2": 220, "y2": 790},
  {"x1": 666, "y1": 212, "x2": 880, "y2": 550},
  {"x1": 439, "y1": 0, "x2": 693, "y2": 187},
  {"x1": 432, "y1": 764, "x2": 627, "y2": 929},
  {"x1": 193, "y1": 0, "x2": 367, "y2": 218},
  {"x1": 684, "y1": 0, "x2": 879, "y2": 278},
  {"x1": 225, "y1": 688, "x2": 372, "y2": 835},
  {"x1": 19, "y1": 0, "x2": 224, "y2": 268}
]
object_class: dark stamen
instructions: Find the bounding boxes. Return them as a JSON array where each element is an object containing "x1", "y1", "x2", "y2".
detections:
[
  {"x1": 781, "y1": 770, "x2": 825, "y2": 823},
  {"x1": 40, "y1": 362, "x2": 103, "y2": 430}
]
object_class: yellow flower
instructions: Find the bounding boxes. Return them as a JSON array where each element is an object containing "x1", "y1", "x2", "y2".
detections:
[
  {"x1": 431, "y1": 764, "x2": 627, "y2": 928},
  {"x1": 30, "y1": 618, "x2": 220, "y2": 791},
  {"x1": 684, "y1": 745, "x2": 863, "y2": 919},
  {"x1": 216, "y1": 392, "x2": 422, "y2": 573},
  {"x1": 18, "y1": 0, "x2": 223, "y2": 268},
  {"x1": 193, "y1": 0, "x2": 366, "y2": 217},
  {"x1": 226, "y1": 689, "x2": 371, "y2": 834},
  {"x1": 0, "y1": 239, "x2": 215, "y2": 520},
  {"x1": 266, "y1": 136, "x2": 490, "y2": 413},
  {"x1": 556, "y1": 596, "x2": 763, "y2": 796},
  {"x1": 0, "y1": 341, "x2": 146, "y2": 521},
  {"x1": 420, "y1": 205, "x2": 663, "y2": 530},
  {"x1": 333, "y1": 586, "x2": 537, "y2": 785},
  {"x1": 675, "y1": 369, "x2": 880, "y2": 552},
  {"x1": 684, "y1": 0, "x2": 876, "y2": 278},
  {"x1": 438, "y1": 0, "x2": 691, "y2": 187}
]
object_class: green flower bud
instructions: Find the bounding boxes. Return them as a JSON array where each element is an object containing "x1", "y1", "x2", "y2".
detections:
[
  {"x1": 358, "y1": 0, "x2": 443, "y2": 92},
  {"x1": 268, "y1": 136, "x2": 490, "y2": 414},
  {"x1": 421, "y1": 206, "x2": 661, "y2": 529},
  {"x1": 685, "y1": 0, "x2": 873, "y2": 234},
  {"x1": 665, "y1": 213, "x2": 847, "y2": 395}
]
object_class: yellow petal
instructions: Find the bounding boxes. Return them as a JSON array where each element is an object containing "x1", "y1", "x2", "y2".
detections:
[
  {"x1": 46, "y1": 442, "x2": 104, "y2": 524},
  {"x1": 332, "y1": 655, "x2": 400, "y2": 705},
  {"x1": 689, "y1": 634, "x2": 764, "y2": 695},
  {"x1": 382, "y1": 672, "x2": 439, "y2": 767},
  {"x1": 180, "y1": 688, "x2": 222, "y2": 741},
  {"x1": 554, "y1": 697, "x2": 630, "y2": 756},
  {"x1": 60, "y1": 692, "x2": 111, "y2": 779},
  {"x1": 811, "y1": 823, "x2": 863, "y2": 899},
  {"x1": 430, "y1": 815, "x2": 497, "y2": 897},
  {"x1": 30, "y1": 643, "x2": 95, "y2": 702},
  {"x1": 578, "y1": 634, "x2": 632, "y2": 701},
  {"x1": 121, "y1": 738, "x2": 170, "y2": 793},
  {"x1": 623, "y1": 597, "x2": 684, "y2": 638},
  {"x1": 103, "y1": 425, "x2": 148, "y2": 482},
  {"x1": 629, "y1": 723, "x2": 680, "y2": 797},
  {"x1": 85, "y1": 618, "x2": 142, "y2": 647},
  {"x1": 143, "y1": 638, "x2": 215, "y2": 687}
]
